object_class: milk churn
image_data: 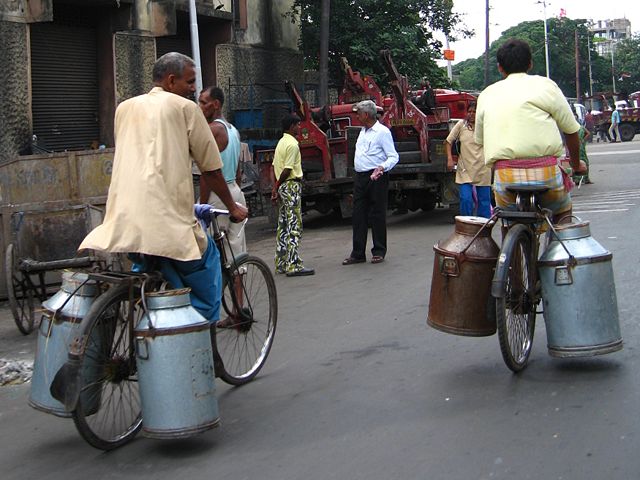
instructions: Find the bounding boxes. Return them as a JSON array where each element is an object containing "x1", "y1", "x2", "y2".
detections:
[
  {"x1": 428, "y1": 216, "x2": 500, "y2": 336},
  {"x1": 135, "y1": 288, "x2": 220, "y2": 439},
  {"x1": 29, "y1": 271, "x2": 98, "y2": 417},
  {"x1": 539, "y1": 219, "x2": 622, "y2": 357}
]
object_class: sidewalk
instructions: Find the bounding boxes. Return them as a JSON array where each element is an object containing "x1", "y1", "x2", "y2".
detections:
[{"x1": 0, "y1": 301, "x2": 36, "y2": 385}]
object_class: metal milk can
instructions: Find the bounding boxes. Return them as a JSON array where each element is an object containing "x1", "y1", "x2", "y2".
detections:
[
  {"x1": 29, "y1": 271, "x2": 99, "y2": 417},
  {"x1": 428, "y1": 216, "x2": 500, "y2": 336},
  {"x1": 135, "y1": 288, "x2": 220, "y2": 439},
  {"x1": 539, "y1": 219, "x2": 622, "y2": 357}
]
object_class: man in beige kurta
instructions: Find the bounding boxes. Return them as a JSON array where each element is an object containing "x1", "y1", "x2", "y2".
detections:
[
  {"x1": 80, "y1": 52, "x2": 247, "y2": 322},
  {"x1": 446, "y1": 103, "x2": 492, "y2": 218}
]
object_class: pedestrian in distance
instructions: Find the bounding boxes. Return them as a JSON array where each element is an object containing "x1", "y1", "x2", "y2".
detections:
[
  {"x1": 572, "y1": 114, "x2": 593, "y2": 186},
  {"x1": 584, "y1": 109, "x2": 595, "y2": 143},
  {"x1": 271, "y1": 113, "x2": 315, "y2": 277},
  {"x1": 343, "y1": 99, "x2": 399, "y2": 265},
  {"x1": 445, "y1": 102, "x2": 492, "y2": 218},
  {"x1": 609, "y1": 104, "x2": 621, "y2": 143},
  {"x1": 475, "y1": 38, "x2": 586, "y2": 224},
  {"x1": 198, "y1": 85, "x2": 249, "y2": 327},
  {"x1": 79, "y1": 52, "x2": 248, "y2": 326}
]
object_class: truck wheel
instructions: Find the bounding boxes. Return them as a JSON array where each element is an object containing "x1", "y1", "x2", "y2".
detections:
[
  {"x1": 421, "y1": 193, "x2": 437, "y2": 212},
  {"x1": 619, "y1": 123, "x2": 636, "y2": 142}
]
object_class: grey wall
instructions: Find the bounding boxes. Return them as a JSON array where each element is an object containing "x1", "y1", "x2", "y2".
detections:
[
  {"x1": 115, "y1": 32, "x2": 156, "y2": 104},
  {"x1": 234, "y1": 0, "x2": 299, "y2": 50},
  {"x1": 0, "y1": 21, "x2": 31, "y2": 165},
  {"x1": 216, "y1": 44, "x2": 303, "y2": 127}
]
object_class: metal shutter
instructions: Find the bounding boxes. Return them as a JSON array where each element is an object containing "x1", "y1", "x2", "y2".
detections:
[
  {"x1": 156, "y1": 35, "x2": 193, "y2": 58},
  {"x1": 30, "y1": 23, "x2": 99, "y2": 152}
]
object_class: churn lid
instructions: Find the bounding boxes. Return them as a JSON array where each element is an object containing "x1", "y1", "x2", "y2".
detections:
[
  {"x1": 43, "y1": 270, "x2": 98, "y2": 313},
  {"x1": 136, "y1": 288, "x2": 209, "y2": 332},
  {"x1": 454, "y1": 215, "x2": 495, "y2": 236},
  {"x1": 553, "y1": 219, "x2": 591, "y2": 241}
]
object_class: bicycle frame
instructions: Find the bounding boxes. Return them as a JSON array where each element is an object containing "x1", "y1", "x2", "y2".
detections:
[
  {"x1": 490, "y1": 190, "x2": 552, "y2": 301},
  {"x1": 207, "y1": 210, "x2": 253, "y2": 327}
]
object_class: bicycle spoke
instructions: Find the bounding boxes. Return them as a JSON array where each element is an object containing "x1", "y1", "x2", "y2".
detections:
[{"x1": 215, "y1": 257, "x2": 277, "y2": 385}]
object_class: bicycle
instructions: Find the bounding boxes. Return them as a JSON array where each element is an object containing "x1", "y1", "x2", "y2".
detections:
[
  {"x1": 52, "y1": 207, "x2": 277, "y2": 450},
  {"x1": 490, "y1": 185, "x2": 562, "y2": 373}
]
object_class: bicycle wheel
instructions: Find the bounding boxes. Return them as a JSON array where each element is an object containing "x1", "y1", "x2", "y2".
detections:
[
  {"x1": 215, "y1": 256, "x2": 277, "y2": 386},
  {"x1": 72, "y1": 284, "x2": 143, "y2": 450},
  {"x1": 5, "y1": 243, "x2": 35, "y2": 335},
  {"x1": 495, "y1": 227, "x2": 536, "y2": 373}
]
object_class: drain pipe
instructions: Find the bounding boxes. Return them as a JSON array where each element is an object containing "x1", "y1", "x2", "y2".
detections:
[{"x1": 188, "y1": 0, "x2": 203, "y2": 98}]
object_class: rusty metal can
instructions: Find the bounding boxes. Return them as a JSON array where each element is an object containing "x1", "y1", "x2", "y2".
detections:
[{"x1": 428, "y1": 216, "x2": 499, "y2": 336}]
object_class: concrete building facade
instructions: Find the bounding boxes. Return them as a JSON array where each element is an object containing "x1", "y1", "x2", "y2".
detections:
[
  {"x1": 589, "y1": 18, "x2": 632, "y2": 57},
  {"x1": 0, "y1": 0, "x2": 302, "y2": 164}
]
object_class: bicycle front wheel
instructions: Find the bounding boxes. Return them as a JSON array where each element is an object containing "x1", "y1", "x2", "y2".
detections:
[
  {"x1": 215, "y1": 256, "x2": 277, "y2": 386},
  {"x1": 495, "y1": 227, "x2": 537, "y2": 373},
  {"x1": 72, "y1": 284, "x2": 143, "y2": 450}
]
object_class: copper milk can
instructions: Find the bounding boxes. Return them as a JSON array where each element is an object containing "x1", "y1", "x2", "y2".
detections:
[{"x1": 428, "y1": 216, "x2": 499, "y2": 336}]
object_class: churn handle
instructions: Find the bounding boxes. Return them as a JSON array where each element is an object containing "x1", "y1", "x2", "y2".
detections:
[{"x1": 459, "y1": 212, "x2": 500, "y2": 258}]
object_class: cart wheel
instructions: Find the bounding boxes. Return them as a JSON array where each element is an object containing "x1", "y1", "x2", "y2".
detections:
[{"x1": 5, "y1": 243, "x2": 35, "y2": 335}]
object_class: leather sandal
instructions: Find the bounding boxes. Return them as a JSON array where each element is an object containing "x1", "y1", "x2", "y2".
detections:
[
  {"x1": 371, "y1": 256, "x2": 384, "y2": 264},
  {"x1": 342, "y1": 257, "x2": 366, "y2": 265}
]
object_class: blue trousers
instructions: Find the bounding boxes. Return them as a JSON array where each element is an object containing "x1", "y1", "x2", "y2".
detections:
[
  {"x1": 459, "y1": 184, "x2": 492, "y2": 218},
  {"x1": 130, "y1": 236, "x2": 222, "y2": 323}
]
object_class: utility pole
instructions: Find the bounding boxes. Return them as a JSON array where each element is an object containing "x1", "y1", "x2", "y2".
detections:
[
  {"x1": 188, "y1": 0, "x2": 203, "y2": 98},
  {"x1": 318, "y1": 0, "x2": 330, "y2": 106},
  {"x1": 445, "y1": 35, "x2": 453, "y2": 81},
  {"x1": 587, "y1": 35, "x2": 594, "y2": 96},
  {"x1": 611, "y1": 45, "x2": 617, "y2": 94},
  {"x1": 575, "y1": 29, "x2": 580, "y2": 102},
  {"x1": 484, "y1": 0, "x2": 490, "y2": 87}
]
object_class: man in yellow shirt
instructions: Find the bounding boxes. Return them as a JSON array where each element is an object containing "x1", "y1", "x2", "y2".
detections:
[
  {"x1": 475, "y1": 38, "x2": 584, "y2": 222},
  {"x1": 80, "y1": 52, "x2": 247, "y2": 323},
  {"x1": 271, "y1": 114, "x2": 314, "y2": 276}
]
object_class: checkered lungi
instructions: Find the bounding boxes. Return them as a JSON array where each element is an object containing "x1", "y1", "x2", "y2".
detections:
[{"x1": 493, "y1": 156, "x2": 573, "y2": 216}]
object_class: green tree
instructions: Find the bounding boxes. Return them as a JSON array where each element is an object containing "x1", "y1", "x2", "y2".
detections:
[
  {"x1": 615, "y1": 34, "x2": 640, "y2": 96},
  {"x1": 453, "y1": 17, "x2": 611, "y2": 99},
  {"x1": 286, "y1": 0, "x2": 471, "y2": 90}
]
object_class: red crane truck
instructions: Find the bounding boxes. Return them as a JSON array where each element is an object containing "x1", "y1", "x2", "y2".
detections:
[{"x1": 254, "y1": 51, "x2": 476, "y2": 222}]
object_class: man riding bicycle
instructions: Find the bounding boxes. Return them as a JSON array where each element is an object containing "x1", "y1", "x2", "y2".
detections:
[
  {"x1": 79, "y1": 52, "x2": 248, "y2": 324},
  {"x1": 475, "y1": 38, "x2": 585, "y2": 224}
]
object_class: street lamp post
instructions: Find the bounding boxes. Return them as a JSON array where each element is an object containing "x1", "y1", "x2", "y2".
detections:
[
  {"x1": 536, "y1": 0, "x2": 551, "y2": 78},
  {"x1": 188, "y1": 0, "x2": 203, "y2": 98},
  {"x1": 587, "y1": 35, "x2": 594, "y2": 97},
  {"x1": 611, "y1": 42, "x2": 617, "y2": 94}
]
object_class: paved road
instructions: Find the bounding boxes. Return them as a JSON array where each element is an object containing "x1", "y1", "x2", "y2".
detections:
[{"x1": 1, "y1": 139, "x2": 639, "y2": 480}]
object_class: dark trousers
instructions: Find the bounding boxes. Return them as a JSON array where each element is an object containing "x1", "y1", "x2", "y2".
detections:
[{"x1": 350, "y1": 171, "x2": 389, "y2": 259}]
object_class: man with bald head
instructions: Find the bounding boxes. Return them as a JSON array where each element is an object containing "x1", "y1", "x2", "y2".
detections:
[{"x1": 80, "y1": 52, "x2": 247, "y2": 325}]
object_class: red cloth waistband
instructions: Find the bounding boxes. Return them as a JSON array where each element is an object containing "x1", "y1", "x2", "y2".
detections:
[
  {"x1": 494, "y1": 155, "x2": 574, "y2": 192},
  {"x1": 493, "y1": 156, "x2": 558, "y2": 170}
]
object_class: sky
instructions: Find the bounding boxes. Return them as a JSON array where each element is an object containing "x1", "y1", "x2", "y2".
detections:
[{"x1": 438, "y1": 0, "x2": 639, "y2": 65}]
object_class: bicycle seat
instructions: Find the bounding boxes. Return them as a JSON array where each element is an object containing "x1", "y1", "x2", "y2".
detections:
[{"x1": 506, "y1": 185, "x2": 549, "y2": 195}]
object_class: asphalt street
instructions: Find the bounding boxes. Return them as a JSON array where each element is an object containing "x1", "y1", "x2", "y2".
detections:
[{"x1": 1, "y1": 138, "x2": 639, "y2": 480}]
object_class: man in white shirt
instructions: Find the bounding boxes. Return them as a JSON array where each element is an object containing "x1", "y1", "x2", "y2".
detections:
[{"x1": 343, "y1": 100, "x2": 399, "y2": 265}]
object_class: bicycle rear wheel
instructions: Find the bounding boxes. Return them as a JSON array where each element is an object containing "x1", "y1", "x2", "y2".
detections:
[
  {"x1": 72, "y1": 284, "x2": 143, "y2": 450},
  {"x1": 496, "y1": 227, "x2": 537, "y2": 373},
  {"x1": 215, "y1": 256, "x2": 277, "y2": 386}
]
